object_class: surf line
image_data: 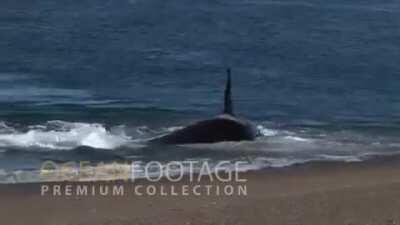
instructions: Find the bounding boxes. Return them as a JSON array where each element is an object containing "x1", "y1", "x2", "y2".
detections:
[{"x1": 39, "y1": 160, "x2": 250, "y2": 183}]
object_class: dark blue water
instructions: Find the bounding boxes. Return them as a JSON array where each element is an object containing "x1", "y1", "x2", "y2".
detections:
[{"x1": 1, "y1": 0, "x2": 400, "y2": 183}]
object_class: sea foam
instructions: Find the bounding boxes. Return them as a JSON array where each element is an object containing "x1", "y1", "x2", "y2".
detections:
[{"x1": 0, "y1": 121, "x2": 130, "y2": 150}]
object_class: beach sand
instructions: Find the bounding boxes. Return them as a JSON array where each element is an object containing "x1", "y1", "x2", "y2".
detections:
[{"x1": 2, "y1": 158, "x2": 400, "y2": 225}]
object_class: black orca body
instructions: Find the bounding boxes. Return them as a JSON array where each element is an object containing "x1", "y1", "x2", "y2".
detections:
[{"x1": 149, "y1": 69, "x2": 257, "y2": 145}]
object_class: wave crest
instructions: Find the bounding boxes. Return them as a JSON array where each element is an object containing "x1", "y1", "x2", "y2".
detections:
[{"x1": 0, "y1": 121, "x2": 130, "y2": 150}]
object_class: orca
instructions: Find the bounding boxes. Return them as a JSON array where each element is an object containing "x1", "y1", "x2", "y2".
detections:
[{"x1": 148, "y1": 69, "x2": 257, "y2": 145}]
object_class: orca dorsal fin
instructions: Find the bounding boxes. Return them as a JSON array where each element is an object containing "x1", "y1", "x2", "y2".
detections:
[{"x1": 223, "y1": 68, "x2": 234, "y2": 115}]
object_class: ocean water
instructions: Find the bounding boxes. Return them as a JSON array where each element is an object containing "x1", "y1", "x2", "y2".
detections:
[{"x1": 1, "y1": 0, "x2": 400, "y2": 183}]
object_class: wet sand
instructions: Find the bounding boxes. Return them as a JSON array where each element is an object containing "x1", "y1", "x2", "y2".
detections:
[{"x1": 2, "y1": 158, "x2": 400, "y2": 225}]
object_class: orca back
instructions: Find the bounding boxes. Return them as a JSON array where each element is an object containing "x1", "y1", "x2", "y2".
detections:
[
  {"x1": 150, "y1": 117, "x2": 255, "y2": 145},
  {"x1": 147, "y1": 68, "x2": 257, "y2": 145}
]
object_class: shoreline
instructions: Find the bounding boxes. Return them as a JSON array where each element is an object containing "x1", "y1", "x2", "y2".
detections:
[
  {"x1": 2, "y1": 152, "x2": 400, "y2": 185},
  {"x1": 2, "y1": 156, "x2": 400, "y2": 224}
]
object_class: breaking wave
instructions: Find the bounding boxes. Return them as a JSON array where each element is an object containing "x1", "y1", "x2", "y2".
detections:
[
  {"x1": 0, "y1": 121, "x2": 282, "y2": 151},
  {"x1": 2, "y1": 120, "x2": 400, "y2": 183},
  {"x1": 0, "y1": 121, "x2": 131, "y2": 150}
]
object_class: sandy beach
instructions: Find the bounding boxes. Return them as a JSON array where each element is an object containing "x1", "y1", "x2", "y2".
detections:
[{"x1": 2, "y1": 158, "x2": 400, "y2": 225}]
